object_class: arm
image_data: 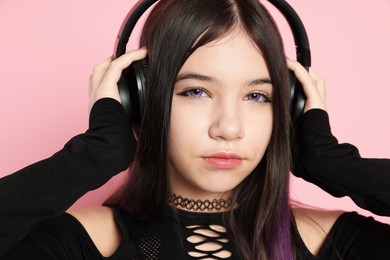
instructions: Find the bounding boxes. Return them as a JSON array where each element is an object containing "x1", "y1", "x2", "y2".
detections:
[
  {"x1": 0, "y1": 49, "x2": 147, "y2": 257},
  {"x1": 287, "y1": 59, "x2": 390, "y2": 216},
  {"x1": 0, "y1": 98, "x2": 134, "y2": 256},
  {"x1": 293, "y1": 109, "x2": 390, "y2": 216}
]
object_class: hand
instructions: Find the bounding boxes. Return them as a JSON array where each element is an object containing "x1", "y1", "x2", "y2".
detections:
[
  {"x1": 88, "y1": 48, "x2": 148, "y2": 112},
  {"x1": 287, "y1": 59, "x2": 326, "y2": 113}
]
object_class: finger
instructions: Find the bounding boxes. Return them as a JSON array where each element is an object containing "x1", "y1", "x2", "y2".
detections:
[
  {"x1": 89, "y1": 57, "x2": 112, "y2": 97},
  {"x1": 89, "y1": 48, "x2": 148, "y2": 111},
  {"x1": 92, "y1": 57, "x2": 112, "y2": 88},
  {"x1": 287, "y1": 59, "x2": 326, "y2": 112},
  {"x1": 100, "y1": 48, "x2": 148, "y2": 86},
  {"x1": 88, "y1": 57, "x2": 113, "y2": 111},
  {"x1": 309, "y1": 70, "x2": 326, "y2": 101},
  {"x1": 287, "y1": 59, "x2": 317, "y2": 98}
]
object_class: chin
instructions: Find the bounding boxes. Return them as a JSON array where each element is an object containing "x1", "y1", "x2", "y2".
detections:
[{"x1": 195, "y1": 178, "x2": 242, "y2": 198}]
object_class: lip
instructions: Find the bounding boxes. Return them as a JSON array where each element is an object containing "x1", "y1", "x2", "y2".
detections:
[{"x1": 203, "y1": 152, "x2": 243, "y2": 169}]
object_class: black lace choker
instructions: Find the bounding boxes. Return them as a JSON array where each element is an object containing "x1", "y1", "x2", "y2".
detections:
[{"x1": 167, "y1": 193, "x2": 233, "y2": 212}]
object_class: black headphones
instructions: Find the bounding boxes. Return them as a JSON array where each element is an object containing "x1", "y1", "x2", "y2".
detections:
[{"x1": 114, "y1": 0, "x2": 310, "y2": 126}]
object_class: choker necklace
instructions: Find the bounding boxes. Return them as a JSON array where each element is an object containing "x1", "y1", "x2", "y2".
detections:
[{"x1": 167, "y1": 193, "x2": 233, "y2": 212}]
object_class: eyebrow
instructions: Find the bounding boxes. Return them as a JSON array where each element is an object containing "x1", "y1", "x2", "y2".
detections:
[
  {"x1": 245, "y1": 78, "x2": 272, "y2": 86},
  {"x1": 176, "y1": 73, "x2": 215, "y2": 83},
  {"x1": 176, "y1": 72, "x2": 272, "y2": 86}
]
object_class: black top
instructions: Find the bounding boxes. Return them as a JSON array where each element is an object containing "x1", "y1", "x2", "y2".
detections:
[
  {"x1": 4, "y1": 206, "x2": 390, "y2": 259},
  {"x1": 2, "y1": 99, "x2": 390, "y2": 259}
]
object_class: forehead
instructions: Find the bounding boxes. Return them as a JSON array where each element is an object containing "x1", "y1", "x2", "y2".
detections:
[{"x1": 178, "y1": 30, "x2": 269, "y2": 80}]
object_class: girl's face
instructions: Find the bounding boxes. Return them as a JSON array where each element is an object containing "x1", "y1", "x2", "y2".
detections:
[{"x1": 168, "y1": 30, "x2": 273, "y2": 200}]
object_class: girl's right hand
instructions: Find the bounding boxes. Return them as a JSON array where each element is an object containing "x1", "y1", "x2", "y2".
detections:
[{"x1": 88, "y1": 48, "x2": 148, "y2": 112}]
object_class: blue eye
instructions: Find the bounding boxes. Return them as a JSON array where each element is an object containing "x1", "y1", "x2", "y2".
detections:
[
  {"x1": 245, "y1": 92, "x2": 271, "y2": 102},
  {"x1": 178, "y1": 88, "x2": 208, "y2": 98}
]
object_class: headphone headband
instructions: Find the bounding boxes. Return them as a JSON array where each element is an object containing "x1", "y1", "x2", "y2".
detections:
[
  {"x1": 114, "y1": 0, "x2": 157, "y2": 58},
  {"x1": 268, "y1": 0, "x2": 311, "y2": 67},
  {"x1": 114, "y1": 0, "x2": 311, "y2": 66}
]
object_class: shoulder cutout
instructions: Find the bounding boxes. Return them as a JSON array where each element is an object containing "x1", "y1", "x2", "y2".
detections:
[
  {"x1": 293, "y1": 207, "x2": 344, "y2": 256},
  {"x1": 67, "y1": 206, "x2": 121, "y2": 257}
]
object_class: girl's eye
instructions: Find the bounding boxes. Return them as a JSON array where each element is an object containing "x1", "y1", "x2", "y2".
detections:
[
  {"x1": 245, "y1": 92, "x2": 271, "y2": 103},
  {"x1": 178, "y1": 88, "x2": 208, "y2": 98}
]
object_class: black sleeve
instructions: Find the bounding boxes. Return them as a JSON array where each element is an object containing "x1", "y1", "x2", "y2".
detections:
[
  {"x1": 2, "y1": 214, "x2": 98, "y2": 260},
  {"x1": 353, "y1": 214, "x2": 390, "y2": 260},
  {"x1": 324, "y1": 212, "x2": 390, "y2": 260},
  {"x1": 292, "y1": 109, "x2": 390, "y2": 216},
  {"x1": 0, "y1": 98, "x2": 136, "y2": 257},
  {"x1": 294, "y1": 212, "x2": 390, "y2": 259},
  {"x1": 2, "y1": 211, "x2": 136, "y2": 260}
]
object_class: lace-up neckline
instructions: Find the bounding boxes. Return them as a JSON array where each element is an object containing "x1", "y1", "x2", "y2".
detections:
[
  {"x1": 165, "y1": 205, "x2": 236, "y2": 259},
  {"x1": 121, "y1": 205, "x2": 239, "y2": 259}
]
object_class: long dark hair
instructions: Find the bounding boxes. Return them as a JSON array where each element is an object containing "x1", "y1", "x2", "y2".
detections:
[{"x1": 106, "y1": 0, "x2": 292, "y2": 259}]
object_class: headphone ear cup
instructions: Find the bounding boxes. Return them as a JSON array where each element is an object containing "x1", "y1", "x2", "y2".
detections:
[
  {"x1": 118, "y1": 58, "x2": 149, "y2": 125},
  {"x1": 289, "y1": 69, "x2": 306, "y2": 125}
]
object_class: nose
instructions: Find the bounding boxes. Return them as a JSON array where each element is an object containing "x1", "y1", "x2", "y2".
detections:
[{"x1": 208, "y1": 102, "x2": 244, "y2": 142}]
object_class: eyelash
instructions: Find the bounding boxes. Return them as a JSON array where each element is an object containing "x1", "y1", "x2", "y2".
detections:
[{"x1": 177, "y1": 88, "x2": 271, "y2": 103}]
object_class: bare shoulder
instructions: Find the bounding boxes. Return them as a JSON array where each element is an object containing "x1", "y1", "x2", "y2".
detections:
[
  {"x1": 66, "y1": 206, "x2": 121, "y2": 257},
  {"x1": 292, "y1": 207, "x2": 344, "y2": 256}
]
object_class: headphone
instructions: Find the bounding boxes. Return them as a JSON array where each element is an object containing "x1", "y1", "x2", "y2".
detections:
[{"x1": 114, "y1": 0, "x2": 310, "y2": 126}]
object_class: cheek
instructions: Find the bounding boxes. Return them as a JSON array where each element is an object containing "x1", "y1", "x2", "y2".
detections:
[
  {"x1": 245, "y1": 108, "x2": 273, "y2": 158},
  {"x1": 169, "y1": 102, "x2": 208, "y2": 154}
]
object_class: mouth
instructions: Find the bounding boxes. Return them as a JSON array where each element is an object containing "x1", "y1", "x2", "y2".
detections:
[{"x1": 203, "y1": 152, "x2": 243, "y2": 169}]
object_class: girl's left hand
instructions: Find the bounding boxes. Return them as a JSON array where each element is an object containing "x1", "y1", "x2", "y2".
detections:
[{"x1": 287, "y1": 59, "x2": 327, "y2": 113}]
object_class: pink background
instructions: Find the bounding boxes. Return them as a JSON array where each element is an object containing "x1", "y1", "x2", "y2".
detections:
[{"x1": 1, "y1": 1, "x2": 390, "y2": 222}]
